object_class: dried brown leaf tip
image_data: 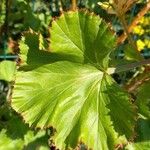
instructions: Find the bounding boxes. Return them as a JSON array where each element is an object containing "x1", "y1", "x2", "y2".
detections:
[
  {"x1": 112, "y1": 0, "x2": 137, "y2": 16},
  {"x1": 98, "y1": 0, "x2": 137, "y2": 16}
]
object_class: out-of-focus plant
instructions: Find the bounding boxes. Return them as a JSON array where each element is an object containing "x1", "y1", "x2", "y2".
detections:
[
  {"x1": 133, "y1": 15, "x2": 150, "y2": 51},
  {"x1": 0, "y1": 60, "x2": 50, "y2": 150},
  {"x1": 98, "y1": 0, "x2": 137, "y2": 15},
  {"x1": 0, "y1": 0, "x2": 5, "y2": 26},
  {"x1": 8, "y1": 0, "x2": 51, "y2": 38}
]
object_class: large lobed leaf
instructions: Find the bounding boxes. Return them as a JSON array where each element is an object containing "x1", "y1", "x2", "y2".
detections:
[{"x1": 12, "y1": 11, "x2": 136, "y2": 149}]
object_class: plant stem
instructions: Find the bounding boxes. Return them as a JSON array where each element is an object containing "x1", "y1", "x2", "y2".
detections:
[
  {"x1": 125, "y1": 70, "x2": 150, "y2": 93},
  {"x1": 72, "y1": 0, "x2": 77, "y2": 11},
  {"x1": 107, "y1": 59, "x2": 150, "y2": 74},
  {"x1": 117, "y1": 1, "x2": 150, "y2": 44},
  {"x1": 118, "y1": 14, "x2": 142, "y2": 59},
  {"x1": 4, "y1": 0, "x2": 9, "y2": 37}
]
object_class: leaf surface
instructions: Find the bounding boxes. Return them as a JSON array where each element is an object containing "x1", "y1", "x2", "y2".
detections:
[
  {"x1": 136, "y1": 81, "x2": 150, "y2": 119},
  {"x1": 50, "y1": 11, "x2": 116, "y2": 70},
  {"x1": 12, "y1": 61, "x2": 135, "y2": 149},
  {"x1": 126, "y1": 81, "x2": 150, "y2": 150},
  {"x1": 12, "y1": 11, "x2": 135, "y2": 149}
]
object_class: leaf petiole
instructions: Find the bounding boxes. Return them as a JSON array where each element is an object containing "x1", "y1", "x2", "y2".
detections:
[{"x1": 107, "y1": 59, "x2": 150, "y2": 74}]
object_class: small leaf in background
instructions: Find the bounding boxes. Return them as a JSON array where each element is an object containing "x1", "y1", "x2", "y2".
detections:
[
  {"x1": 0, "y1": 61, "x2": 16, "y2": 82},
  {"x1": 124, "y1": 44, "x2": 142, "y2": 61},
  {"x1": 98, "y1": 0, "x2": 137, "y2": 16},
  {"x1": 24, "y1": 130, "x2": 46, "y2": 146},
  {"x1": 0, "y1": 129, "x2": 49, "y2": 150},
  {"x1": 97, "y1": 2, "x2": 116, "y2": 14},
  {"x1": 136, "y1": 81, "x2": 150, "y2": 119},
  {"x1": 126, "y1": 141, "x2": 150, "y2": 150},
  {"x1": 0, "y1": 129, "x2": 24, "y2": 150},
  {"x1": 0, "y1": 113, "x2": 49, "y2": 150}
]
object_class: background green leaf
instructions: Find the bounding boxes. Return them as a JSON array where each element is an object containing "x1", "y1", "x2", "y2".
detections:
[
  {"x1": 0, "y1": 61, "x2": 16, "y2": 82},
  {"x1": 136, "y1": 81, "x2": 150, "y2": 119},
  {"x1": 0, "y1": 113, "x2": 49, "y2": 150},
  {"x1": 126, "y1": 81, "x2": 150, "y2": 150},
  {"x1": 0, "y1": 129, "x2": 24, "y2": 150}
]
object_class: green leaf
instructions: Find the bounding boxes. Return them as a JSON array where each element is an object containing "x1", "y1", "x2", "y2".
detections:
[
  {"x1": 126, "y1": 81, "x2": 150, "y2": 150},
  {"x1": 124, "y1": 44, "x2": 142, "y2": 61},
  {"x1": 98, "y1": 2, "x2": 116, "y2": 14},
  {"x1": 0, "y1": 128, "x2": 49, "y2": 150},
  {"x1": 0, "y1": 61, "x2": 16, "y2": 82},
  {"x1": 12, "y1": 11, "x2": 135, "y2": 149},
  {"x1": 12, "y1": 61, "x2": 135, "y2": 149},
  {"x1": 19, "y1": 31, "x2": 52, "y2": 67},
  {"x1": 19, "y1": 32, "x2": 82, "y2": 68},
  {"x1": 135, "y1": 81, "x2": 150, "y2": 149},
  {"x1": 0, "y1": 113, "x2": 49, "y2": 150},
  {"x1": 20, "y1": 11, "x2": 116, "y2": 70},
  {"x1": 136, "y1": 81, "x2": 150, "y2": 119},
  {"x1": 126, "y1": 141, "x2": 150, "y2": 150},
  {"x1": 50, "y1": 11, "x2": 116, "y2": 70},
  {"x1": 136, "y1": 81, "x2": 150, "y2": 146},
  {"x1": 0, "y1": 129, "x2": 24, "y2": 150}
]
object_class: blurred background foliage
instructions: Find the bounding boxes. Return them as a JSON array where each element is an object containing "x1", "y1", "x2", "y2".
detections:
[
  {"x1": 0, "y1": 0, "x2": 149, "y2": 58},
  {"x1": 0, "y1": 0, "x2": 150, "y2": 149}
]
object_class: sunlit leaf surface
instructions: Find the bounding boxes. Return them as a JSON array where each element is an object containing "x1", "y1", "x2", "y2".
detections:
[{"x1": 12, "y1": 11, "x2": 135, "y2": 150}]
